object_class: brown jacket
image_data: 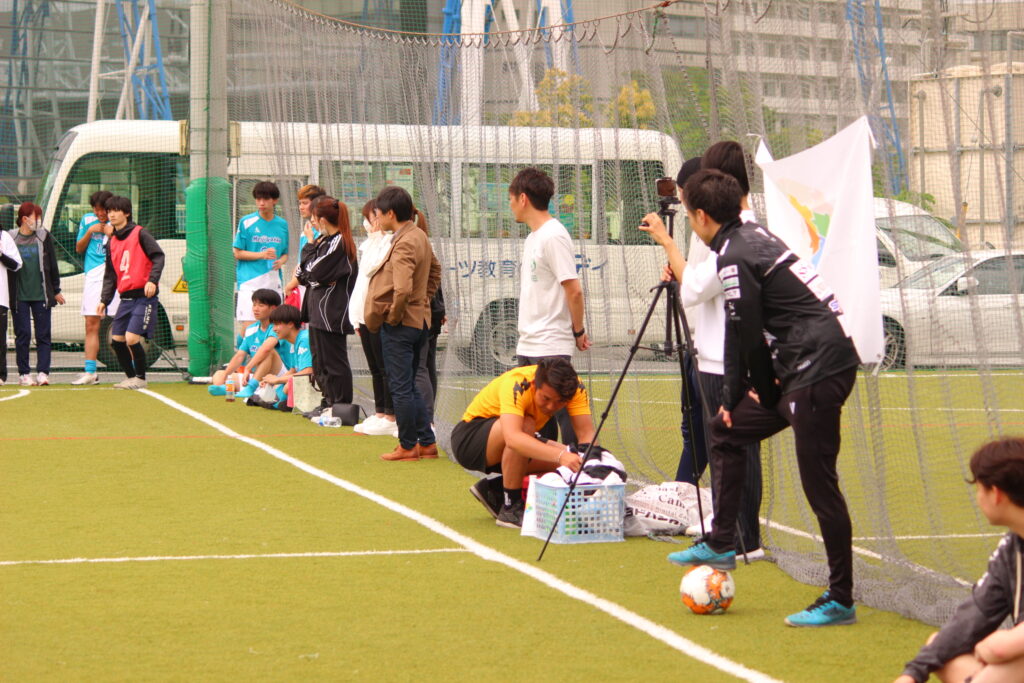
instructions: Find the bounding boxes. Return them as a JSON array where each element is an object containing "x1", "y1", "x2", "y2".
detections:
[{"x1": 364, "y1": 220, "x2": 441, "y2": 333}]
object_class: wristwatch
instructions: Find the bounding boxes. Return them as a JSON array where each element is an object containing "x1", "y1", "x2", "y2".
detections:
[{"x1": 572, "y1": 327, "x2": 585, "y2": 338}]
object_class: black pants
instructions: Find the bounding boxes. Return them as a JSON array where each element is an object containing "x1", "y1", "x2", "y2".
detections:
[
  {"x1": 0, "y1": 305, "x2": 7, "y2": 383},
  {"x1": 358, "y1": 323, "x2": 392, "y2": 414},
  {"x1": 676, "y1": 358, "x2": 763, "y2": 551},
  {"x1": 517, "y1": 354, "x2": 577, "y2": 445},
  {"x1": 308, "y1": 327, "x2": 352, "y2": 407},
  {"x1": 709, "y1": 367, "x2": 857, "y2": 605}
]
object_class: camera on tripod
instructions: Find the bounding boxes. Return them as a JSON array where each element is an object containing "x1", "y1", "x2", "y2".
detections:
[{"x1": 656, "y1": 176, "x2": 680, "y2": 216}]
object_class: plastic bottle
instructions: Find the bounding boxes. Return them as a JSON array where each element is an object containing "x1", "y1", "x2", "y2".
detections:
[
  {"x1": 225, "y1": 375, "x2": 236, "y2": 402},
  {"x1": 312, "y1": 414, "x2": 342, "y2": 428}
]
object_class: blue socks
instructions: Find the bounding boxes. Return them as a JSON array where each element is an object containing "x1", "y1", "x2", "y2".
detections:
[{"x1": 85, "y1": 360, "x2": 97, "y2": 374}]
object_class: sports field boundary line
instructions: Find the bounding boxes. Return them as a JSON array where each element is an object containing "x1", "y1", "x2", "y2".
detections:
[
  {"x1": 0, "y1": 548, "x2": 468, "y2": 567},
  {"x1": 0, "y1": 389, "x2": 30, "y2": 402},
  {"x1": 139, "y1": 388, "x2": 780, "y2": 683}
]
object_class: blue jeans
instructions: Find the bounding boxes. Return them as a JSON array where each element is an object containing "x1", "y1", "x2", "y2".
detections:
[
  {"x1": 381, "y1": 322, "x2": 434, "y2": 449},
  {"x1": 14, "y1": 300, "x2": 51, "y2": 375}
]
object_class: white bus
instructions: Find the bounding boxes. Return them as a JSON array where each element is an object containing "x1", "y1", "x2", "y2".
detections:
[{"x1": 37, "y1": 120, "x2": 683, "y2": 372}]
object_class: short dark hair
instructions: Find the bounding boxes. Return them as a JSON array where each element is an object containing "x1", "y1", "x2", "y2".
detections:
[
  {"x1": 534, "y1": 357, "x2": 581, "y2": 401},
  {"x1": 269, "y1": 304, "x2": 302, "y2": 327},
  {"x1": 969, "y1": 438, "x2": 1024, "y2": 507},
  {"x1": 375, "y1": 186, "x2": 414, "y2": 222},
  {"x1": 676, "y1": 157, "x2": 702, "y2": 189},
  {"x1": 509, "y1": 168, "x2": 554, "y2": 211},
  {"x1": 682, "y1": 169, "x2": 742, "y2": 225},
  {"x1": 251, "y1": 288, "x2": 282, "y2": 306},
  {"x1": 89, "y1": 190, "x2": 113, "y2": 209},
  {"x1": 702, "y1": 141, "x2": 750, "y2": 195},
  {"x1": 104, "y1": 195, "x2": 133, "y2": 218},
  {"x1": 252, "y1": 181, "x2": 280, "y2": 200}
]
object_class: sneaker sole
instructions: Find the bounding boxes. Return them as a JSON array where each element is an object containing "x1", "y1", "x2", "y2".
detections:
[
  {"x1": 667, "y1": 556, "x2": 737, "y2": 571},
  {"x1": 784, "y1": 615, "x2": 857, "y2": 627},
  {"x1": 470, "y1": 484, "x2": 500, "y2": 520},
  {"x1": 495, "y1": 518, "x2": 522, "y2": 529}
]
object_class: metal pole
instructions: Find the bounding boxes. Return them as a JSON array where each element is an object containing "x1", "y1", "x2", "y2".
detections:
[
  {"x1": 115, "y1": 0, "x2": 151, "y2": 120},
  {"x1": 87, "y1": 0, "x2": 107, "y2": 122},
  {"x1": 189, "y1": 0, "x2": 227, "y2": 181},
  {"x1": 979, "y1": 89, "x2": 987, "y2": 247},
  {"x1": 1006, "y1": 33, "x2": 1023, "y2": 248}
]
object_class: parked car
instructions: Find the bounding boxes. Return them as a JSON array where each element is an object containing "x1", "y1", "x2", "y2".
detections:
[
  {"x1": 879, "y1": 250, "x2": 1024, "y2": 369},
  {"x1": 874, "y1": 197, "x2": 965, "y2": 288},
  {"x1": 50, "y1": 238, "x2": 187, "y2": 368}
]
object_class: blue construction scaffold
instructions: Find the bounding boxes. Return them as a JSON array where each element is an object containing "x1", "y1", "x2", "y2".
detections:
[
  {"x1": 1, "y1": 0, "x2": 51, "y2": 189},
  {"x1": 115, "y1": 0, "x2": 173, "y2": 121},
  {"x1": 846, "y1": 0, "x2": 907, "y2": 194}
]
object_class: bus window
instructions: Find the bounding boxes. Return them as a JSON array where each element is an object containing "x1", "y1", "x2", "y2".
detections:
[
  {"x1": 602, "y1": 160, "x2": 664, "y2": 245},
  {"x1": 318, "y1": 161, "x2": 451, "y2": 237},
  {"x1": 461, "y1": 163, "x2": 592, "y2": 240},
  {"x1": 50, "y1": 152, "x2": 188, "y2": 271}
]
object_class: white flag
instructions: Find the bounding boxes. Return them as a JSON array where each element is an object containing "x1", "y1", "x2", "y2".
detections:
[{"x1": 755, "y1": 117, "x2": 883, "y2": 364}]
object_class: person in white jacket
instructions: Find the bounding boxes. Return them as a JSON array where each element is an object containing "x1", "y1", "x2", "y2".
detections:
[
  {"x1": 349, "y1": 198, "x2": 398, "y2": 437},
  {"x1": 0, "y1": 226, "x2": 24, "y2": 385},
  {"x1": 640, "y1": 142, "x2": 764, "y2": 560}
]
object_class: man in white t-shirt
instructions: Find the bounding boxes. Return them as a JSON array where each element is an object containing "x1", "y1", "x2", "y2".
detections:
[{"x1": 509, "y1": 167, "x2": 591, "y2": 445}]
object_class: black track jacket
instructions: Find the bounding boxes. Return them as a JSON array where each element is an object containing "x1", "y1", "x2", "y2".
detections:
[{"x1": 710, "y1": 218, "x2": 858, "y2": 411}]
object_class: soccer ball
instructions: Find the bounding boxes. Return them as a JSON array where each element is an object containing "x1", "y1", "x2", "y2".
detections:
[{"x1": 679, "y1": 565, "x2": 735, "y2": 615}]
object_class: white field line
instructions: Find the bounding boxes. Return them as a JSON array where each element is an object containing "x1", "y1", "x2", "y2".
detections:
[
  {"x1": 851, "y1": 533, "x2": 1002, "y2": 541},
  {"x1": 0, "y1": 548, "x2": 467, "y2": 567},
  {"x1": 138, "y1": 389, "x2": 779, "y2": 683},
  {"x1": 585, "y1": 397, "x2": 1024, "y2": 413},
  {"x1": 0, "y1": 389, "x2": 30, "y2": 402},
  {"x1": 763, "y1": 518, "x2": 972, "y2": 587}
]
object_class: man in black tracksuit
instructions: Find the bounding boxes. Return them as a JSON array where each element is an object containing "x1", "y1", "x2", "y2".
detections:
[{"x1": 667, "y1": 169, "x2": 861, "y2": 627}]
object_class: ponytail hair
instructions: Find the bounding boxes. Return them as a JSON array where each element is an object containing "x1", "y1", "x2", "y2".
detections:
[
  {"x1": 313, "y1": 196, "x2": 357, "y2": 262},
  {"x1": 412, "y1": 207, "x2": 429, "y2": 235}
]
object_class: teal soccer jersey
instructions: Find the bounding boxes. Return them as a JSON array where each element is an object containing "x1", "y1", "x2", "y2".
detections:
[
  {"x1": 76, "y1": 213, "x2": 108, "y2": 273},
  {"x1": 233, "y1": 211, "x2": 289, "y2": 286},
  {"x1": 237, "y1": 321, "x2": 277, "y2": 360},
  {"x1": 278, "y1": 329, "x2": 312, "y2": 372}
]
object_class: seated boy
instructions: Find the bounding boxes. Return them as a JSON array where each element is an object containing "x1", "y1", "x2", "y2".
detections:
[
  {"x1": 209, "y1": 288, "x2": 281, "y2": 396},
  {"x1": 249, "y1": 304, "x2": 311, "y2": 410},
  {"x1": 451, "y1": 357, "x2": 595, "y2": 529},
  {"x1": 896, "y1": 437, "x2": 1024, "y2": 683}
]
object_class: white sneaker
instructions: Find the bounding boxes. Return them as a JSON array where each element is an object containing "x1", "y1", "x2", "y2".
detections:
[
  {"x1": 127, "y1": 377, "x2": 148, "y2": 390},
  {"x1": 362, "y1": 417, "x2": 399, "y2": 437},
  {"x1": 739, "y1": 548, "x2": 767, "y2": 562},
  {"x1": 354, "y1": 415, "x2": 381, "y2": 434},
  {"x1": 113, "y1": 377, "x2": 134, "y2": 389},
  {"x1": 685, "y1": 513, "x2": 715, "y2": 537},
  {"x1": 36, "y1": 372, "x2": 49, "y2": 386},
  {"x1": 71, "y1": 372, "x2": 99, "y2": 385},
  {"x1": 19, "y1": 374, "x2": 36, "y2": 386}
]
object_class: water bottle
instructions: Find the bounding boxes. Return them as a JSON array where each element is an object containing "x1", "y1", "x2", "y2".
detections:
[
  {"x1": 312, "y1": 414, "x2": 342, "y2": 428},
  {"x1": 225, "y1": 375, "x2": 236, "y2": 402}
]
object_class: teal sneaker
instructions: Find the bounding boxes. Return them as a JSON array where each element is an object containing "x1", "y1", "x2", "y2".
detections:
[
  {"x1": 667, "y1": 541, "x2": 737, "y2": 570},
  {"x1": 207, "y1": 384, "x2": 226, "y2": 396},
  {"x1": 784, "y1": 592, "x2": 857, "y2": 627},
  {"x1": 235, "y1": 378, "x2": 259, "y2": 400}
]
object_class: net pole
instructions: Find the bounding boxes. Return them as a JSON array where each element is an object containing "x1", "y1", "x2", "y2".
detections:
[{"x1": 185, "y1": 0, "x2": 231, "y2": 376}]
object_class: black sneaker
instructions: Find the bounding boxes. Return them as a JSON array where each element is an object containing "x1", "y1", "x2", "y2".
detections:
[
  {"x1": 496, "y1": 500, "x2": 525, "y2": 529},
  {"x1": 470, "y1": 478, "x2": 502, "y2": 520}
]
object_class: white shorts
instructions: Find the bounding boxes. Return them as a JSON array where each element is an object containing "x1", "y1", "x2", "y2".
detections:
[
  {"x1": 81, "y1": 269, "x2": 120, "y2": 317},
  {"x1": 236, "y1": 282, "x2": 283, "y2": 321}
]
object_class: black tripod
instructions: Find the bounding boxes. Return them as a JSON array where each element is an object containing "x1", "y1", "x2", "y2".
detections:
[{"x1": 537, "y1": 193, "x2": 709, "y2": 561}]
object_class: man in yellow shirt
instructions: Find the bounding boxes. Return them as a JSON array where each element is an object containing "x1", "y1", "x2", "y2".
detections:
[{"x1": 451, "y1": 357, "x2": 596, "y2": 528}]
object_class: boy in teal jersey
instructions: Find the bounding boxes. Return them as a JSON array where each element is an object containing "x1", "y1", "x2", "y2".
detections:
[
  {"x1": 72, "y1": 190, "x2": 117, "y2": 384},
  {"x1": 208, "y1": 288, "x2": 280, "y2": 397},
  {"x1": 233, "y1": 181, "x2": 289, "y2": 334},
  {"x1": 257, "y1": 304, "x2": 312, "y2": 408}
]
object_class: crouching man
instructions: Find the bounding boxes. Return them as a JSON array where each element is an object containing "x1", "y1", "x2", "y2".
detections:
[
  {"x1": 895, "y1": 438, "x2": 1024, "y2": 683},
  {"x1": 451, "y1": 357, "x2": 596, "y2": 528}
]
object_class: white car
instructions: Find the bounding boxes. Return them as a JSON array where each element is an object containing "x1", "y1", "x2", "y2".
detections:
[
  {"x1": 879, "y1": 250, "x2": 1024, "y2": 369},
  {"x1": 874, "y1": 197, "x2": 965, "y2": 289},
  {"x1": 51, "y1": 238, "x2": 188, "y2": 368}
]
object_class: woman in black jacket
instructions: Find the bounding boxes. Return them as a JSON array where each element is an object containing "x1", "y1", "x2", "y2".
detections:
[
  {"x1": 297, "y1": 197, "x2": 358, "y2": 411},
  {"x1": 7, "y1": 203, "x2": 65, "y2": 386}
]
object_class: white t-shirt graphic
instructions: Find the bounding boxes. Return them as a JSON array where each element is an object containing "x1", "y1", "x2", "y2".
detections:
[{"x1": 517, "y1": 218, "x2": 578, "y2": 357}]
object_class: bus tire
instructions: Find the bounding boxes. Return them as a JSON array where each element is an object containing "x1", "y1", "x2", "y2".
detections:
[
  {"x1": 465, "y1": 300, "x2": 519, "y2": 375},
  {"x1": 97, "y1": 305, "x2": 174, "y2": 370}
]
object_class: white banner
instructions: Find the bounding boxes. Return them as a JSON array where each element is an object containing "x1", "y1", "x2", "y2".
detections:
[{"x1": 755, "y1": 117, "x2": 883, "y2": 364}]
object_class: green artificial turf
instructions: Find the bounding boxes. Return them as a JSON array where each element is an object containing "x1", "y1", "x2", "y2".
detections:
[{"x1": 0, "y1": 382, "x2": 955, "y2": 681}]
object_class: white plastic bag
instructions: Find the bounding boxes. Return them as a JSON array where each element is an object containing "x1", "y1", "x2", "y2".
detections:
[
  {"x1": 520, "y1": 475, "x2": 539, "y2": 537},
  {"x1": 623, "y1": 482, "x2": 712, "y2": 537}
]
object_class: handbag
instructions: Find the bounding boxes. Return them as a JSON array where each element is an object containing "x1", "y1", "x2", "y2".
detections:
[{"x1": 330, "y1": 403, "x2": 362, "y2": 426}]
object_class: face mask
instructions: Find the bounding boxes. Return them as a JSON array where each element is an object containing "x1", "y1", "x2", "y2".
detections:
[{"x1": 363, "y1": 218, "x2": 373, "y2": 234}]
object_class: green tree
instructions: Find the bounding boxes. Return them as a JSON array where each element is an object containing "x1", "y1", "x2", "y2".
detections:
[
  {"x1": 511, "y1": 69, "x2": 594, "y2": 128},
  {"x1": 606, "y1": 80, "x2": 657, "y2": 129}
]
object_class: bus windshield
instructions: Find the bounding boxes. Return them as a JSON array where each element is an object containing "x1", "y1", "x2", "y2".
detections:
[{"x1": 36, "y1": 130, "x2": 78, "y2": 217}]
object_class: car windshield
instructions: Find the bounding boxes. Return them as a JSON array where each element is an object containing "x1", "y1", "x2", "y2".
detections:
[
  {"x1": 898, "y1": 253, "x2": 970, "y2": 289},
  {"x1": 877, "y1": 215, "x2": 963, "y2": 262}
]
